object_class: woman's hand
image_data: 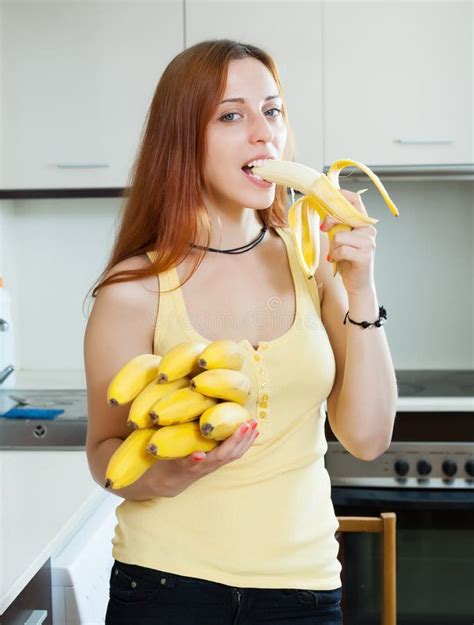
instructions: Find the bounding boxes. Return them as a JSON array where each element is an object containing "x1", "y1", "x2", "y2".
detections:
[
  {"x1": 147, "y1": 419, "x2": 259, "y2": 497},
  {"x1": 320, "y1": 189, "x2": 377, "y2": 296}
]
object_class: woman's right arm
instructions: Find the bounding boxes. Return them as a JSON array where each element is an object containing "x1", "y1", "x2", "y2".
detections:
[
  {"x1": 84, "y1": 256, "x2": 175, "y2": 501},
  {"x1": 84, "y1": 257, "x2": 259, "y2": 502}
]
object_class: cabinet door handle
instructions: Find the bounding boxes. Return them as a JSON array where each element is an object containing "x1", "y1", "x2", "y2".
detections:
[
  {"x1": 393, "y1": 138, "x2": 454, "y2": 144},
  {"x1": 55, "y1": 162, "x2": 110, "y2": 168},
  {"x1": 23, "y1": 610, "x2": 48, "y2": 625}
]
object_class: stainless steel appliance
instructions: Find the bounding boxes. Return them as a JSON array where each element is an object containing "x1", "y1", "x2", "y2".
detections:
[
  {"x1": 0, "y1": 389, "x2": 87, "y2": 449},
  {"x1": 325, "y1": 369, "x2": 474, "y2": 625}
]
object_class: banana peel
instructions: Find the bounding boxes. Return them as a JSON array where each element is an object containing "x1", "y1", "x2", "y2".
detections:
[{"x1": 251, "y1": 158, "x2": 399, "y2": 278}]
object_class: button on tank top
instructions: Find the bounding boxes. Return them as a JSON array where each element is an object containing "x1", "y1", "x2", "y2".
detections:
[{"x1": 111, "y1": 226, "x2": 342, "y2": 590}]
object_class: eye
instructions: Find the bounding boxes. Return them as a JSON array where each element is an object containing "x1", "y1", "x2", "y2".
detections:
[
  {"x1": 265, "y1": 107, "x2": 282, "y2": 117},
  {"x1": 220, "y1": 112, "x2": 240, "y2": 122}
]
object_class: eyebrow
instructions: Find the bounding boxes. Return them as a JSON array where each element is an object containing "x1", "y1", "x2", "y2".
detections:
[{"x1": 219, "y1": 95, "x2": 282, "y2": 105}]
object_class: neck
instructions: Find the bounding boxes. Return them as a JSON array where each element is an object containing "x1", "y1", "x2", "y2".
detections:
[{"x1": 195, "y1": 200, "x2": 267, "y2": 251}]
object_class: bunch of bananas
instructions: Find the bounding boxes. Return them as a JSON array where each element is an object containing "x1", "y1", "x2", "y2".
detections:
[
  {"x1": 105, "y1": 340, "x2": 252, "y2": 489},
  {"x1": 251, "y1": 158, "x2": 399, "y2": 278}
]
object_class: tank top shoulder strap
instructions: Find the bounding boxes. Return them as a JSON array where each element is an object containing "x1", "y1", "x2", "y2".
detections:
[
  {"x1": 274, "y1": 226, "x2": 322, "y2": 318},
  {"x1": 306, "y1": 272, "x2": 323, "y2": 318},
  {"x1": 145, "y1": 250, "x2": 184, "y2": 355}
]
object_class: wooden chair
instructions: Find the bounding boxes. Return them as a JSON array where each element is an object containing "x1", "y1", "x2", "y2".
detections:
[{"x1": 336, "y1": 513, "x2": 397, "y2": 625}]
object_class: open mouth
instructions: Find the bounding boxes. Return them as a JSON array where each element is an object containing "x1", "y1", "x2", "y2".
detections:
[{"x1": 241, "y1": 158, "x2": 273, "y2": 185}]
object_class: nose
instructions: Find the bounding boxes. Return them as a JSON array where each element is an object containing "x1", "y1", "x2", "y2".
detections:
[{"x1": 248, "y1": 111, "x2": 275, "y2": 144}]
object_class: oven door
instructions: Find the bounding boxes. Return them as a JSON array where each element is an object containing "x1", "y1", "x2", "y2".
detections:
[{"x1": 332, "y1": 486, "x2": 474, "y2": 625}]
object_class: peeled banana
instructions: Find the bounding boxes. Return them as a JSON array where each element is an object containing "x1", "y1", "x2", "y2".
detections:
[
  {"x1": 157, "y1": 341, "x2": 208, "y2": 383},
  {"x1": 104, "y1": 427, "x2": 157, "y2": 490},
  {"x1": 127, "y1": 377, "x2": 189, "y2": 429},
  {"x1": 149, "y1": 387, "x2": 218, "y2": 426},
  {"x1": 190, "y1": 369, "x2": 251, "y2": 405},
  {"x1": 251, "y1": 158, "x2": 399, "y2": 278},
  {"x1": 107, "y1": 354, "x2": 162, "y2": 407},
  {"x1": 146, "y1": 421, "x2": 218, "y2": 459},
  {"x1": 200, "y1": 402, "x2": 251, "y2": 440},
  {"x1": 197, "y1": 339, "x2": 244, "y2": 371}
]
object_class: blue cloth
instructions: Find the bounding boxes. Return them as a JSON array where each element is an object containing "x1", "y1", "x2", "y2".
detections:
[{"x1": 0, "y1": 407, "x2": 64, "y2": 419}]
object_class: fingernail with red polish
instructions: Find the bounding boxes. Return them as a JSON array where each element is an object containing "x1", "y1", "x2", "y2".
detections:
[
  {"x1": 326, "y1": 254, "x2": 332, "y2": 262},
  {"x1": 240, "y1": 424, "x2": 249, "y2": 436},
  {"x1": 320, "y1": 223, "x2": 326, "y2": 231},
  {"x1": 194, "y1": 454, "x2": 205, "y2": 462}
]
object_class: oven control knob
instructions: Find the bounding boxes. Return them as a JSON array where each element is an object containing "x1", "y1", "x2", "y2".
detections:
[
  {"x1": 394, "y1": 459, "x2": 409, "y2": 477},
  {"x1": 442, "y1": 459, "x2": 457, "y2": 477},
  {"x1": 417, "y1": 459, "x2": 432, "y2": 476},
  {"x1": 465, "y1": 459, "x2": 474, "y2": 477}
]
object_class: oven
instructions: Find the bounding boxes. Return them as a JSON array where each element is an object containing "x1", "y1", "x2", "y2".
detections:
[{"x1": 324, "y1": 370, "x2": 474, "y2": 625}]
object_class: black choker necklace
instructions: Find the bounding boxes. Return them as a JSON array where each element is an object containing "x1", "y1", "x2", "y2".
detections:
[{"x1": 190, "y1": 226, "x2": 268, "y2": 254}]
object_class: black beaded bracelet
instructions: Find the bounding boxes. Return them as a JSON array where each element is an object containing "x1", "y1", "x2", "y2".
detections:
[{"x1": 343, "y1": 305, "x2": 387, "y2": 329}]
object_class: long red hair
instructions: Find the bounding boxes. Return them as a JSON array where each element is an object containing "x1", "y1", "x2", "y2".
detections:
[{"x1": 86, "y1": 39, "x2": 295, "y2": 309}]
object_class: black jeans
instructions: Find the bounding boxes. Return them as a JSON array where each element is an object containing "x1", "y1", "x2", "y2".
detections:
[{"x1": 105, "y1": 560, "x2": 343, "y2": 625}]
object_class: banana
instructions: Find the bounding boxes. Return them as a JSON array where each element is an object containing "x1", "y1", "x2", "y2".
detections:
[
  {"x1": 197, "y1": 339, "x2": 244, "y2": 371},
  {"x1": 127, "y1": 377, "x2": 189, "y2": 429},
  {"x1": 189, "y1": 359, "x2": 205, "y2": 379},
  {"x1": 149, "y1": 387, "x2": 218, "y2": 426},
  {"x1": 157, "y1": 341, "x2": 208, "y2": 383},
  {"x1": 200, "y1": 402, "x2": 251, "y2": 441},
  {"x1": 104, "y1": 427, "x2": 158, "y2": 490},
  {"x1": 251, "y1": 158, "x2": 399, "y2": 278},
  {"x1": 107, "y1": 354, "x2": 162, "y2": 406},
  {"x1": 146, "y1": 421, "x2": 218, "y2": 459},
  {"x1": 190, "y1": 369, "x2": 251, "y2": 405}
]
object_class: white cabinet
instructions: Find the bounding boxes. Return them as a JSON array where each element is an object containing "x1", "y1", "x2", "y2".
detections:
[
  {"x1": 2, "y1": 1, "x2": 469, "y2": 191},
  {"x1": 2, "y1": 1, "x2": 183, "y2": 190},
  {"x1": 322, "y1": 1, "x2": 473, "y2": 166},
  {"x1": 185, "y1": 1, "x2": 325, "y2": 170},
  {"x1": 0, "y1": 449, "x2": 106, "y2": 614}
]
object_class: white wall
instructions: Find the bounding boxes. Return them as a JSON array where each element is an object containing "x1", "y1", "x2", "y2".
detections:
[
  {"x1": 1, "y1": 197, "x2": 123, "y2": 373},
  {"x1": 0, "y1": 180, "x2": 472, "y2": 376}
]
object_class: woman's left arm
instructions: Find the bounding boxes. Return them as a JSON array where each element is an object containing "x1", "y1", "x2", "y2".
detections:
[{"x1": 316, "y1": 189, "x2": 398, "y2": 461}]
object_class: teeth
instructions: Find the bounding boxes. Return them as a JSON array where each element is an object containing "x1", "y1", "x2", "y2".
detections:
[
  {"x1": 246, "y1": 170, "x2": 263, "y2": 181},
  {"x1": 245, "y1": 158, "x2": 271, "y2": 168}
]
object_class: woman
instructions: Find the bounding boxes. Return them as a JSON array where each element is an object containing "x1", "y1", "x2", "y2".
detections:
[{"x1": 84, "y1": 39, "x2": 398, "y2": 625}]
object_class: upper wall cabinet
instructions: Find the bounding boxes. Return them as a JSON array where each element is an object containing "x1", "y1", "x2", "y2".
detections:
[
  {"x1": 2, "y1": 1, "x2": 183, "y2": 190},
  {"x1": 322, "y1": 1, "x2": 473, "y2": 166},
  {"x1": 185, "y1": 1, "x2": 325, "y2": 171}
]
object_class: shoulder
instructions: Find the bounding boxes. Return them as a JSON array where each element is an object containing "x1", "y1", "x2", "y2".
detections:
[
  {"x1": 106, "y1": 252, "x2": 154, "y2": 273},
  {"x1": 100, "y1": 253, "x2": 158, "y2": 297},
  {"x1": 90, "y1": 254, "x2": 160, "y2": 342}
]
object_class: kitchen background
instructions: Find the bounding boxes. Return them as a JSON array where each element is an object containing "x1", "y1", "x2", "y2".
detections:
[{"x1": 0, "y1": 1, "x2": 472, "y2": 624}]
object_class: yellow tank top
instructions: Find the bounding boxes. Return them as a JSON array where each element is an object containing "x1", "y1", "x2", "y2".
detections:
[{"x1": 111, "y1": 226, "x2": 342, "y2": 590}]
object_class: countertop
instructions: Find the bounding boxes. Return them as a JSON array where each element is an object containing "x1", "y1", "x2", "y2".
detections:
[{"x1": 3, "y1": 368, "x2": 473, "y2": 411}]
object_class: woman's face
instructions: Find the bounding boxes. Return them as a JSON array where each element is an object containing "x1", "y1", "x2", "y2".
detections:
[{"x1": 203, "y1": 57, "x2": 288, "y2": 212}]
